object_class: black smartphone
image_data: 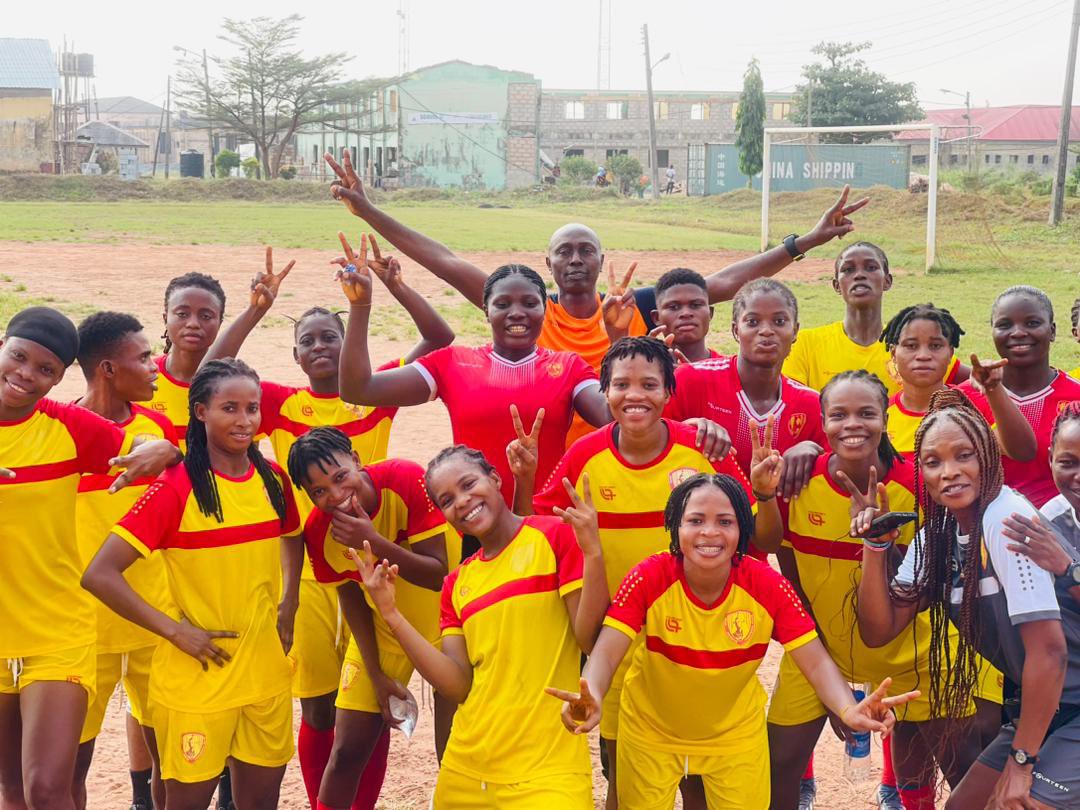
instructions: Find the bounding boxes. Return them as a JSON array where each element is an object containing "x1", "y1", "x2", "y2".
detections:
[{"x1": 865, "y1": 511, "x2": 917, "y2": 538}]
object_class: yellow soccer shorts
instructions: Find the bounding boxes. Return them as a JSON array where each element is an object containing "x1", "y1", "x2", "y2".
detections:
[
  {"x1": 767, "y1": 651, "x2": 939, "y2": 726},
  {"x1": 974, "y1": 658, "x2": 1004, "y2": 705},
  {"x1": 433, "y1": 766, "x2": 592, "y2": 809},
  {"x1": 289, "y1": 579, "x2": 348, "y2": 699},
  {"x1": 0, "y1": 644, "x2": 95, "y2": 702},
  {"x1": 601, "y1": 636, "x2": 640, "y2": 739},
  {"x1": 616, "y1": 735, "x2": 769, "y2": 810},
  {"x1": 152, "y1": 690, "x2": 293, "y2": 783},
  {"x1": 335, "y1": 641, "x2": 414, "y2": 714},
  {"x1": 80, "y1": 644, "x2": 156, "y2": 743}
]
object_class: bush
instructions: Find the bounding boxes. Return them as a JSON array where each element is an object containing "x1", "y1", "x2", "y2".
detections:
[
  {"x1": 94, "y1": 150, "x2": 117, "y2": 174},
  {"x1": 608, "y1": 154, "x2": 644, "y2": 196},
  {"x1": 215, "y1": 149, "x2": 241, "y2": 177},
  {"x1": 279, "y1": 165, "x2": 297, "y2": 180},
  {"x1": 559, "y1": 156, "x2": 597, "y2": 186},
  {"x1": 241, "y1": 157, "x2": 260, "y2": 179}
]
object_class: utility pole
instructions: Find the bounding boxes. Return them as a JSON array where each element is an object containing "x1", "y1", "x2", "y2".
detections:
[
  {"x1": 164, "y1": 75, "x2": 172, "y2": 179},
  {"x1": 642, "y1": 24, "x2": 660, "y2": 200},
  {"x1": 964, "y1": 90, "x2": 973, "y2": 173},
  {"x1": 1050, "y1": 0, "x2": 1080, "y2": 225},
  {"x1": 203, "y1": 49, "x2": 215, "y2": 177}
]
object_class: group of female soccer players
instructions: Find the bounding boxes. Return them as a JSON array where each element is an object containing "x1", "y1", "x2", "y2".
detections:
[{"x1": 3, "y1": 153, "x2": 1080, "y2": 810}]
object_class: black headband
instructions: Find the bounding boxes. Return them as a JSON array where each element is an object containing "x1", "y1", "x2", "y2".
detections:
[{"x1": 5, "y1": 307, "x2": 79, "y2": 367}]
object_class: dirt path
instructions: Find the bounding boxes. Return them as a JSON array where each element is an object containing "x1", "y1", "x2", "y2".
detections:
[{"x1": 0, "y1": 242, "x2": 893, "y2": 808}]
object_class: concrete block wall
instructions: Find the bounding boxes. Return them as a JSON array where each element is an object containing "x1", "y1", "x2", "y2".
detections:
[{"x1": 506, "y1": 81, "x2": 539, "y2": 188}]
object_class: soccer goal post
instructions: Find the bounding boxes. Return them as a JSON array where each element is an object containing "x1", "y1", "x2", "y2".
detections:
[{"x1": 761, "y1": 124, "x2": 941, "y2": 271}]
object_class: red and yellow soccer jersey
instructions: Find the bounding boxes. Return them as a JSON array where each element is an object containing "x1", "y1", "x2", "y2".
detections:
[
  {"x1": 413, "y1": 344, "x2": 598, "y2": 505},
  {"x1": 534, "y1": 420, "x2": 756, "y2": 597},
  {"x1": 76, "y1": 404, "x2": 178, "y2": 653},
  {"x1": 303, "y1": 458, "x2": 456, "y2": 650},
  {"x1": 0, "y1": 399, "x2": 133, "y2": 658},
  {"x1": 113, "y1": 461, "x2": 300, "y2": 712},
  {"x1": 665, "y1": 355, "x2": 826, "y2": 481},
  {"x1": 886, "y1": 387, "x2": 993, "y2": 455},
  {"x1": 782, "y1": 454, "x2": 935, "y2": 682},
  {"x1": 959, "y1": 371, "x2": 1080, "y2": 507},
  {"x1": 438, "y1": 515, "x2": 590, "y2": 783},
  {"x1": 137, "y1": 355, "x2": 191, "y2": 450},
  {"x1": 606, "y1": 553, "x2": 816, "y2": 753}
]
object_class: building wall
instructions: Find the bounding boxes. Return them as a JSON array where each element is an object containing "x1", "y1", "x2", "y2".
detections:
[
  {"x1": 0, "y1": 91, "x2": 53, "y2": 171},
  {"x1": 505, "y1": 81, "x2": 539, "y2": 189},
  {"x1": 908, "y1": 139, "x2": 1080, "y2": 175}
]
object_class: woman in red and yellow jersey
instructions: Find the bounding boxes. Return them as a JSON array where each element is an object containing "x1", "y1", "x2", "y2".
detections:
[
  {"x1": 352, "y1": 444, "x2": 609, "y2": 808},
  {"x1": 0, "y1": 306, "x2": 180, "y2": 810},
  {"x1": 83, "y1": 359, "x2": 304, "y2": 809},
  {"x1": 766, "y1": 370, "x2": 981, "y2": 810},
  {"x1": 548, "y1": 472, "x2": 917, "y2": 809},
  {"x1": 286, "y1": 427, "x2": 456, "y2": 810}
]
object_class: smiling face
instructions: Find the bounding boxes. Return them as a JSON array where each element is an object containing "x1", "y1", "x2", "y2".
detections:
[
  {"x1": 605, "y1": 354, "x2": 670, "y2": 431},
  {"x1": 300, "y1": 450, "x2": 365, "y2": 513},
  {"x1": 0, "y1": 336, "x2": 65, "y2": 411},
  {"x1": 427, "y1": 455, "x2": 505, "y2": 539},
  {"x1": 546, "y1": 225, "x2": 603, "y2": 295},
  {"x1": 678, "y1": 485, "x2": 742, "y2": 571},
  {"x1": 1051, "y1": 419, "x2": 1080, "y2": 515},
  {"x1": 991, "y1": 292, "x2": 1054, "y2": 369},
  {"x1": 105, "y1": 331, "x2": 158, "y2": 403},
  {"x1": 833, "y1": 246, "x2": 892, "y2": 308},
  {"x1": 164, "y1": 286, "x2": 224, "y2": 354},
  {"x1": 294, "y1": 313, "x2": 343, "y2": 381},
  {"x1": 193, "y1": 376, "x2": 261, "y2": 456},
  {"x1": 891, "y1": 318, "x2": 953, "y2": 390},
  {"x1": 918, "y1": 418, "x2": 982, "y2": 516},
  {"x1": 822, "y1": 378, "x2": 885, "y2": 463},
  {"x1": 732, "y1": 289, "x2": 799, "y2": 368},
  {"x1": 655, "y1": 283, "x2": 713, "y2": 346},
  {"x1": 485, "y1": 274, "x2": 546, "y2": 355}
]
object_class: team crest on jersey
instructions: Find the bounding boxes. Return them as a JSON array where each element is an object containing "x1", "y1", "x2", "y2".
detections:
[
  {"x1": 599, "y1": 486, "x2": 617, "y2": 501},
  {"x1": 788, "y1": 413, "x2": 806, "y2": 439},
  {"x1": 1060, "y1": 400, "x2": 1072, "y2": 415},
  {"x1": 340, "y1": 661, "x2": 360, "y2": 692},
  {"x1": 547, "y1": 361, "x2": 564, "y2": 377},
  {"x1": 664, "y1": 616, "x2": 683, "y2": 633},
  {"x1": 149, "y1": 402, "x2": 167, "y2": 413},
  {"x1": 301, "y1": 405, "x2": 315, "y2": 417},
  {"x1": 669, "y1": 467, "x2": 698, "y2": 489},
  {"x1": 807, "y1": 511, "x2": 825, "y2": 526},
  {"x1": 724, "y1": 610, "x2": 755, "y2": 646},
  {"x1": 181, "y1": 732, "x2": 206, "y2": 763}
]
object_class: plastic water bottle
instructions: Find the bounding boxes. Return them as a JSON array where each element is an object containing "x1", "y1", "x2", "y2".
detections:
[{"x1": 843, "y1": 684, "x2": 872, "y2": 782}]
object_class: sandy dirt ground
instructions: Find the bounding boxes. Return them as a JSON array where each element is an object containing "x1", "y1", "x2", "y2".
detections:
[{"x1": 0, "y1": 243, "x2": 900, "y2": 808}]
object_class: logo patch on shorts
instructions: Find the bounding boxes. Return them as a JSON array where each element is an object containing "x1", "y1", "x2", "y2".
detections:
[
  {"x1": 724, "y1": 610, "x2": 755, "y2": 646},
  {"x1": 668, "y1": 467, "x2": 698, "y2": 489},
  {"x1": 181, "y1": 732, "x2": 206, "y2": 764},
  {"x1": 340, "y1": 661, "x2": 360, "y2": 692}
]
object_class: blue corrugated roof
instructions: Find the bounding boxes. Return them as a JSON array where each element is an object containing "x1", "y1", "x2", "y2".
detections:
[{"x1": 0, "y1": 38, "x2": 59, "y2": 90}]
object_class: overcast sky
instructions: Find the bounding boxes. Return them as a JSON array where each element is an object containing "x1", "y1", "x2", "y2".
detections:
[{"x1": 14, "y1": 0, "x2": 1078, "y2": 111}]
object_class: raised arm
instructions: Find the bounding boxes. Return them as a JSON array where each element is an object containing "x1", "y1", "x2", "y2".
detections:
[
  {"x1": 334, "y1": 232, "x2": 433, "y2": 408},
  {"x1": 204, "y1": 246, "x2": 295, "y2": 365},
  {"x1": 704, "y1": 185, "x2": 869, "y2": 303},
  {"x1": 552, "y1": 474, "x2": 610, "y2": 653},
  {"x1": 970, "y1": 355, "x2": 1037, "y2": 462},
  {"x1": 326, "y1": 151, "x2": 487, "y2": 309},
  {"x1": 748, "y1": 415, "x2": 785, "y2": 553}
]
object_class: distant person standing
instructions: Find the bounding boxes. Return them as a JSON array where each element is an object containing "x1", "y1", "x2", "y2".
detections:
[{"x1": 665, "y1": 164, "x2": 676, "y2": 194}]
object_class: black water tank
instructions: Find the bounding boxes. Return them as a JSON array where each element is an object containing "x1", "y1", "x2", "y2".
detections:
[{"x1": 180, "y1": 150, "x2": 204, "y2": 178}]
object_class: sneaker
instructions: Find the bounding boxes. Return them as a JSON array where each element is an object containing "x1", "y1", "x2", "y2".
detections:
[
  {"x1": 878, "y1": 784, "x2": 904, "y2": 810},
  {"x1": 798, "y1": 777, "x2": 817, "y2": 810},
  {"x1": 128, "y1": 804, "x2": 148, "y2": 810}
]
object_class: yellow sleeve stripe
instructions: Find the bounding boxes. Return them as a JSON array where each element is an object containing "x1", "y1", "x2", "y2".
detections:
[
  {"x1": 782, "y1": 629, "x2": 818, "y2": 653},
  {"x1": 407, "y1": 523, "x2": 450, "y2": 546},
  {"x1": 603, "y1": 616, "x2": 638, "y2": 640},
  {"x1": 441, "y1": 627, "x2": 465, "y2": 638},
  {"x1": 558, "y1": 577, "x2": 583, "y2": 597},
  {"x1": 113, "y1": 525, "x2": 152, "y2": 558}
]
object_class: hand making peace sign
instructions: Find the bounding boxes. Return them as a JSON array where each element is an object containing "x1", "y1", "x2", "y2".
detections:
[
  {"x1": 325, "y1": 149, "x2": 373, "y2": 218},
  {"x1": 552, "y1": 474, "x2": 601, "y2": 557},
  {"x1": 505, "y1": 404, "x2": 544, "y2": 481},
  {"x1": 805, "y1": 184, "x2": 871, "y2": 247},
  {"x1": 601, "y1": 261, "x2": 638, "y2": 339},
  {"x1": 349, "y1": 541, "x2": 399, "y2": 617},
  {"x1": 835, "y1": 467, "x2": 894, "y2": 541},
  {"x1": 969, "y1": 353, "x2": 1008, "y2": 395},
  {"x1": 545, "y1": 677, "x2": 601, "y2": 734},
  {"x1": 250, "y1": 246, "x2": 296, "y2": 312},
  {"x1": 749, "y1": 414, "x2": 783, "y2": 500},
  {"x1": 331, "y1": 231, "x2": 373, "y2": 306}
]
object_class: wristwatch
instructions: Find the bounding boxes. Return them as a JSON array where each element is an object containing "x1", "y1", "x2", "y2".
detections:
[
  {"x1": 782, "y1": 233, "x2": 805, "y2": 262},
  {"x1": 1010, "y1": 747, "x2": 1039, "y2": 767},
  {"x1": 1061, "y1": 560, "x2": 1080, "y2": 585}
]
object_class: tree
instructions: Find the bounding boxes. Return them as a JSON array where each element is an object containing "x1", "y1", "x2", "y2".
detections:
[
  {"x1": 608, "y1": 154, "x2": 643, "y2": 196},
  {"x1": 560, "y1": 156, "x2": 598, "y2": 185},
  {"x1": 175, "y1": 15, "x2": 352, "y2": 179},
  {"x1": 214, "y1": 149, "x2": 241, "y2": 177},
  {"x1": 735, "y1": 58, "x2": 765, "y2": 185},
  {"x1": 791, "y1": 42, "x2": 923, "y2": 143}
]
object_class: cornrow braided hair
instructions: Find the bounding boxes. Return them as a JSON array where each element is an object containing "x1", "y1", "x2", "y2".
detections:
[
  {"x1": 880, "y1": 303, "x2": 965, "y2": 350},
  {"x1": 731, "y1": 278, "x2": 799, "y2": 322},
  {"x1": 992, "y1": 285, "x2": 1054, "y2": 323},
  {"x1": 819, "y1": 370, "x2": 901, "y2": 472},
  {"x1": 664, "y1": 473, "x2": 755, "y2": 565},
  {"x1": 424, "y1": 445, "x2": 497, "y2": 501},
  {"x1": 599, "y1": 336, "x2": 676, "y2": 394},
  {"x1": 482, "y1": 264, "x2": 548, "y2": 311},
  {"x1": 287, "y1": 426, "x2": 353, "y2": 489},
  {"x1": 185, "y1": 359, "x2": 289, "y2": 527},
  {"x1": 162, "y1": 272, "x2": 226, "y2": 354},
  {"x1": 902, "y1": 387, "x2": 1003, "y2": 758},
  {"x1": 287, "y1": 306, "x2": 346, "y2": 339},
  {"x1": 1051, "y1": 401, "x2": 1080, "y2": 451},
  {"x1": 1071, "y1": 296, "x2": 1080, "y2": 332},
  {"x1": 834, "y1": 241, "x2": 890, "y2": 279}
]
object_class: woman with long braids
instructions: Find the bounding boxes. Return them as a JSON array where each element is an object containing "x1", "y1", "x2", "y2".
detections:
[
  {"x1": 958, "y1": 285, "x2": 1080, "y2": 508},
  {"x1": 856, "y1": 388, "x2": 1080, "y2": 809},
  {"x1": 767, "y1": 370, "x2": 977, "y2": 810},
  {"x1": 83, "y1": 359, "x2": 305, "y2": 809},
  {"x1": 548, "y1": 472, "x2": 919, "y2": 809}
]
